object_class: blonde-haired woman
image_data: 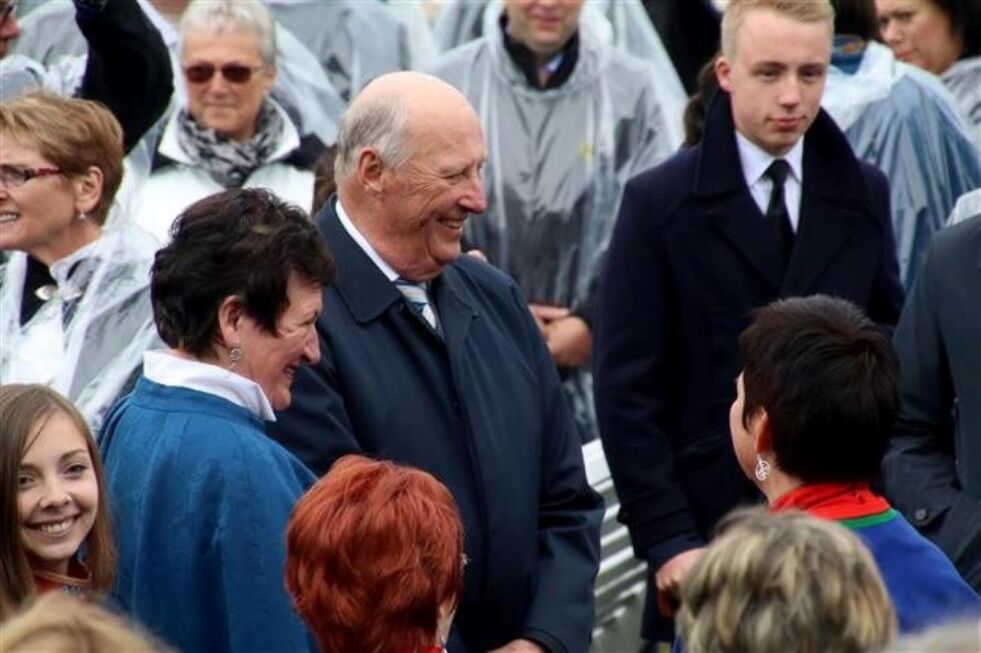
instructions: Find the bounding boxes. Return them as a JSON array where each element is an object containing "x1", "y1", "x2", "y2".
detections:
[
  {"x1": 679, "y1": 508, "x2": 897, "y2": 653},
  {"x1": 0, "y1": 92, "x2": 158, "y2": 432}
]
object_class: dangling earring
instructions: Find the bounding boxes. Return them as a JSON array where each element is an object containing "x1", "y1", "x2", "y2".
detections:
[
  {"x1": 228, "y1": 345, "x2": 242, "y2": 370},
  {"x1": 76, "y1": 211, "x2": 89, "y2": 222},
  {"x1": 755, "y1": 455, "x2": 772, "y2": 482}
]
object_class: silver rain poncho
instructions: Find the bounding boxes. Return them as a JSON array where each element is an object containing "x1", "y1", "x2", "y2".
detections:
[
  {"x1": 942, "y1": 57, "x2": 981, "y2": 150},
  {"x1": 0, "y1": 224, "x2": 161, "y2": 432},
  {"x1": 434, "y1": 0, "x2": 686, "y2": 145},
  {"x1": 13, "y1": 0, "x2": 344, "y2": 146},
  {"x1": 949, "y1": 189, "x2": 981, "y2": 226},
  {"x1": 823, "y1": 43, "x2": 981, "y2": 289},
  {"x1": 431, "y1": 20, "x2": 674, "y2": 440},
  {"x1": 266, "y1": 0, "x2": 413, "y2": 102}
]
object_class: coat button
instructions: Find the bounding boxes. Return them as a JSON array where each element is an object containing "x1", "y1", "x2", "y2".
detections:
[{"x1": 914, "y1": 508, "x2": 928, "y2": 523}]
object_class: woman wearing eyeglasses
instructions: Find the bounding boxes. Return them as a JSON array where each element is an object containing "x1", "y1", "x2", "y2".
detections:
[
  {"x1": 133, "y1": 0, "x2": 324, "y2": 244},
  {"x1": 0, "y1": 92, "x2": 159, "y2": 432}
]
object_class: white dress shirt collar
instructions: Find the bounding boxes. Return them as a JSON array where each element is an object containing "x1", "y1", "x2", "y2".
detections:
[
  {"x1": 735, "y1": 131, "x2": 804, "y2": 189},
  {"x1": 735, "y1": 131, "x2": 805, "y2": 231},
  {"x1": 335, "y1": 199, "x2": 400, "y2": 282},
  {"x1": 143, "y1": 350, "x2": 277, "y2": 422}
]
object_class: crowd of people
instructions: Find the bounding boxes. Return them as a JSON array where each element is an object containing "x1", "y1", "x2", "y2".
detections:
[{"x1": 1, "y1": 0, "x2": 981, "y2": 651}]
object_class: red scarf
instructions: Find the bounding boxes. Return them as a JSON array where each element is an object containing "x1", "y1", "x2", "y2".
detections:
[
  {"x1": 771, "y1": 483, "x2": 891, "y2": 520},
  {"x1": 32, "y1": 557, "x2": 92, "y2": 597}
]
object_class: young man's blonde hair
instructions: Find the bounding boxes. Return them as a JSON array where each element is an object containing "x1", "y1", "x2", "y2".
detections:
[
  {"x1": 720, "y1": 0, "x2": 835, "y2": 59},
  {"x1": 678, "y1": 508, "x2": 896, "y2": 653},
  {"x1": 0, "y1": 92, "x2": 124, "y2": 225}
]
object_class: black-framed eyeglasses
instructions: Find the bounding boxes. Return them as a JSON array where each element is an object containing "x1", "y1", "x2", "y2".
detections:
[
  {"x1": 183, "y1": 63, "x2": 264, "y2": 85},
  {"x1": 0, "y1": 0, "x2": 19, "y2": 24},
  {"x1": 0, "y1": 164, "x2": 64, "y2": 188}
]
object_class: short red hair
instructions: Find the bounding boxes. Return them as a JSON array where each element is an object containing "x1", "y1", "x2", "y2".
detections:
[{"x1": 286, "y1": 455, "x2": 464, "y2": 653}]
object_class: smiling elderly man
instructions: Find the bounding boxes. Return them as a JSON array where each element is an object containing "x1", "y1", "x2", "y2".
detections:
[{"x1": 269, "y1": 71, "x2": 603, "y2": 653}]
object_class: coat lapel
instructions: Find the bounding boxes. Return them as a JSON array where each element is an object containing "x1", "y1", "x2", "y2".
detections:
[
  {"x1": 696, "y1": 91, "x2": 783, "y2": 291},
  {"x1": 781, "y1": 187, "x2": 859, "y2": 295},
  {"x1": 431, "y1": 264, "x2": 478, "y2": 351},
  {"x1": 781, "y1": 112, "x2": 870, "y2": 294},
  {"x1": 709, "y1": 197, "x2": 785, "y2": 291},
  {"x1": 318, "y1": 198, "x2": 403, "y2": 324},
  {"x1": 695, "y1": 92, "x2": 873, "y2": 296},
  {"x1": 319, "y1": 197, "x2": 476, "y2": 346}
]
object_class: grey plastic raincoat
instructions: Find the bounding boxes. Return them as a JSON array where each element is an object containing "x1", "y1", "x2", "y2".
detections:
[
  {"x1": 13, "y1": 0, "x2": 344, "y2": 146},
  {"x1": 266, "y1": 0, "x2": 413, "y2": 102},
  {"x1": 942, "y1": 57, "x2": 981, "y2": 150},
  {"x1": 434, "y1": 0, "x2": 686, "y2": 145},
  {"x1": 431, "y1": 20, "x2": 673, "y2": 440},
  {"x1": 823, "y1": 43, "x2": 981, "y2": 288},
  {"x1": 950, "y1": 188, "x2": 981, "y2": 226},
  {"x1": 0, "y1": 224, "x2": 160, "y2": 432}
]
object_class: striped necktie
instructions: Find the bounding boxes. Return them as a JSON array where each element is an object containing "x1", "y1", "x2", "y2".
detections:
[{"x1": 394, "y1": 277, "x2": 440, "y2": 332}]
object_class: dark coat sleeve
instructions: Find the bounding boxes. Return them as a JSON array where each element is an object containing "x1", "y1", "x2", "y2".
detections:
[
  {"x1": 593, "y1": 174, "x2": 706, "y2": 574},
  {"x1": 505, "y1": 282, "x2": 604, "y2": 653},
  {"x1": 884, "y1": 227, "x2": 981, "y2": 587},
  {"x1": 75, "y1": 0, "x2": 173, "y2": 153},
  {"x1": 862, "y1": 163, "x2": 905, "y2": 329}
]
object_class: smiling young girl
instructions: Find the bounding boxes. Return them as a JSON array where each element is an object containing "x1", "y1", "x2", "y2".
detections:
[{"x1": 0, "y1": 384, "x2": 114, "y2": 620}]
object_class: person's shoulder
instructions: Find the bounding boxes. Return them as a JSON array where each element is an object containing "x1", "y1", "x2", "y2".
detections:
[
  {"x1": 854, "y1": 159, "x2": 888, "y2": 188},
  {"x1": 928, "y1": 214, "x2": 981, "y2": 265},
  {"x1": 603, "y1": 47, "x2": 656, "y2": 79},
  {"x1": 429, "y1": 37, "x2": 488, "y2": 76},
  {"x1": 622, "y1": 146, "x2": 699, "y2": 214},
  {"x1": 14, "y1": 0, "x2": 75, "y2": 32},
  {"x1": 450, "y1": 253, "x2": 520, "y2": 297}
]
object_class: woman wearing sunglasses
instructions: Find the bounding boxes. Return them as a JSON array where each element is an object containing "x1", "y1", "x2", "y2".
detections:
[
  {"x1": 133, "y1": 0, "x2": 324, "y2": 244},
  {"x1": 0, "y1": 92, "x2": 159, "y2": 432}
]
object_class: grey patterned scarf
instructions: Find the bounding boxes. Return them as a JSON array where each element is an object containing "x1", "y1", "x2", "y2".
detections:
[{"x1": 176, "y1": 100, "x2": 285, "y2": 188}]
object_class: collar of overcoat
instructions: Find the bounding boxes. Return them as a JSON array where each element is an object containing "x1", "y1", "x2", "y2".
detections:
[
  {"x1": 691, "y1": 90, "x2": 878, "y2": 293},
  {"x1": 318, "y1": 198, "x2": 479, "y2": 347}
]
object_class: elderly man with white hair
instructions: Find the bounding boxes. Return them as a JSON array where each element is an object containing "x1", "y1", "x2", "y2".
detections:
[{"x1": 270, "y1": 71, "x2": 604, "y2": 653}]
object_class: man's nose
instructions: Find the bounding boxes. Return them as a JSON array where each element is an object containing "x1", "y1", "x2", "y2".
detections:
[
  {"x1": 777, "y1": 78, "x2": 802, "y2": 107},
  {"x1": 461, "y1": 176, "x2": 487, "y2": 215}
]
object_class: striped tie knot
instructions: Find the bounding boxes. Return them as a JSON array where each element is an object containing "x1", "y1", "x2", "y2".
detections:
[{"x1": 394, "y1": 277, "x2": 439, "y2": 332}]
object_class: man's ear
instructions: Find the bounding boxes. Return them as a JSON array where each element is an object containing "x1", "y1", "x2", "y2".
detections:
[
  {"x1": 715, "y1": 55, "x2": 733, "y2": 93},
  {"x1": 356, "y1": 147, "x2": 386, "y2": 195},
  {"x1": 216, "y1": 295, "x2": 244, "y2": 349},
  {"x1": 753, "y1": 409, "x2": 773, "y2": 455}
]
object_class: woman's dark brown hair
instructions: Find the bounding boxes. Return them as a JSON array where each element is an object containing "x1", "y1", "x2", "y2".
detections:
[{"x1": 151, "y1": 188, "x2": 335, "y2": 358}]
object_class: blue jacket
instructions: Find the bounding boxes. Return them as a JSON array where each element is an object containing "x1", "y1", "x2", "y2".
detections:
[
  {"x1": 100, "y1": 379, "x2": 316, "y2": 653},
  {"x1": 594, "y1": 91, "x2": 904, "y2": 639},
  {"x1": 269, "y1": 201, "x2": 604, "y2": 653},
  {"x1": 850, "y1": 510, "x2": 978, "y2": 633}
]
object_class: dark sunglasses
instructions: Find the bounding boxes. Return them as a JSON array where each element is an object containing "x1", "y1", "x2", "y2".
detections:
[
  {"x1": 1, "y1": 0, "x2": 19, "y2": 24},
  {"x1": 183, "y1": 63, "x2": 264, "y2": 85}
]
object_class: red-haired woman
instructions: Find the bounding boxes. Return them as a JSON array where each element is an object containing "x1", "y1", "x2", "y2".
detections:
[{"x1": 286, "y1": 455, "x2": 464, "y2": 653}]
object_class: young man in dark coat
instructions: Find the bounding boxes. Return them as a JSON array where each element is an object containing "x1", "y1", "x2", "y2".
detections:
[{"x1": 594, "y1": 0, "x2": 904, "y2": 642}]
